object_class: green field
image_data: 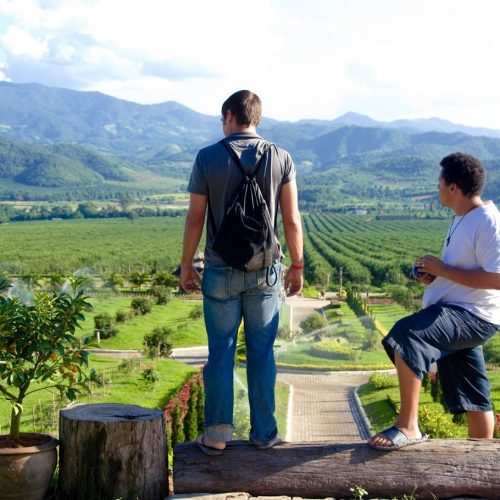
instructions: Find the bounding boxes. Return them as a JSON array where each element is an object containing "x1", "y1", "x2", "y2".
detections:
[
  {"x1": 0, "y1": 216, "x2": 186, "y2": 274},
  {"x1": 79, "y1": 296, "x2": 206, "y2": 349}
]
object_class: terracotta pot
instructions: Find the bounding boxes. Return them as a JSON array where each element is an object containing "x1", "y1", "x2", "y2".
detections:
[{"x1": 0, "y1": 434, "x2": 59, "y2": 500}]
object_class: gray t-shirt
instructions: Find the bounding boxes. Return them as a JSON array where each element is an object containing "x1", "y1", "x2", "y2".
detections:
[{"x1": 187, "y1": 131, "x2": 296, "y2": 266}]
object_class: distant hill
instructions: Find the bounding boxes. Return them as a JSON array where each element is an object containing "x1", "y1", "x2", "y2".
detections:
[
  {"x1": 0, "y1": 81, "x2": 499, "y2": 204},
  {"x1": 0, "y1": 135, "x2": 134, "y2": 187}
]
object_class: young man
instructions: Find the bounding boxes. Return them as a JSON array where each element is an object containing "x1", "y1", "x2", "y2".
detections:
[
  {"x1": 369, "y1": 152, "x2": 500, "y2": 450},
  {"x1": 181, "y1": 90, "x2": 303, "y2": 454}
]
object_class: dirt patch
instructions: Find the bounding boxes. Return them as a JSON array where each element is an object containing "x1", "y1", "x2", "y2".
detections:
[{"x1": 0, "y1": 432, "x2": 52, "y2": 449}]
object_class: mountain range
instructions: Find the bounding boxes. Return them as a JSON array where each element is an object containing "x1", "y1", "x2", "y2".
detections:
[{"x1": 0, "y1": 81, "x2": 499, "y2": 204}]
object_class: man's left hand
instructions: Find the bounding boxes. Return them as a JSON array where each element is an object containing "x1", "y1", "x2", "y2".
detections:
[{"x1": 181, "y1": 264, "x2": 201, "y2": 293}]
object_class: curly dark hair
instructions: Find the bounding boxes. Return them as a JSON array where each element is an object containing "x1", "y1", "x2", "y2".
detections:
[
  {"x1": 221, "y1": 90, "x2": 261, "y2": 127},
  {"x1": 440, "y1": 152, "x2": 485, "y2": 197}
]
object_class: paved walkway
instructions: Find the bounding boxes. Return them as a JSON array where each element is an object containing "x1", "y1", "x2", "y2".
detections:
[
  {"x1": 277, "y1": 370, "x2": 372, "y2": 442},
  {"x1": 88, "y1": 297, "x2": 378, "y2": 442},
  {"x1": 171, "y1": 346, "x2": 376, "y2": 442}
]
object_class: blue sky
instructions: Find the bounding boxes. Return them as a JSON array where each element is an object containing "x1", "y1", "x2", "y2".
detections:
[{"x1": 0, "y1": 0, "x2": 499, "y2": 128}]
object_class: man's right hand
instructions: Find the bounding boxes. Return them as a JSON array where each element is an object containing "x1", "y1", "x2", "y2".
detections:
[
  {"x1": 284, "y1": 267, "x2": 303, "y2": 296},
  {"x1": 415, "y1": 272, "x2": 436, "y2": 285},
  {"x1": 181, "y1": 264, "x2": 201, "y2": 293}
]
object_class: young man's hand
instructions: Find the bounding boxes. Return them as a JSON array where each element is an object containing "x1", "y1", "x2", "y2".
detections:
[
  {"x1": 181, "y1": 264, "x2": 201, "y2": 293},
  {"x1": 284, "y1": 267, "x2": 303, "y2": 296}
]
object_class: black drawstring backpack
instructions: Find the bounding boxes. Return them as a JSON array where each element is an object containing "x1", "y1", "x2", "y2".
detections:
[{"x1": 208, "y1": 140, "x2": 281, "y2": 281}]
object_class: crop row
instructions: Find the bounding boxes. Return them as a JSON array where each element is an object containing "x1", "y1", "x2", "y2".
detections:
[{"x1": 302, "y1": 213, "x2": 450, "y2": 286}]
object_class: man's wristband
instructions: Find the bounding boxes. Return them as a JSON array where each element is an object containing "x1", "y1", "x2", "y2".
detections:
[{"x1": 290, "y1": 264, "x2": 304, "y2": 271}]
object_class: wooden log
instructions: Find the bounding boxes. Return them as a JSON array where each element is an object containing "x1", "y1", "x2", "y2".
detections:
[
  {"x1": 174, "y1": 439, "x2": 500, "y2": 499},
  {"x1": 59, "y1": 403, "x2": 168, "y2": 500}
]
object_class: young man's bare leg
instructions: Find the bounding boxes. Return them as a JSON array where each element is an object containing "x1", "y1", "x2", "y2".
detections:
[
  {"x1": 369, "y1": 352, "x2": 423, "y2": 447},
  {"x1": 467, "y1": 410, "x2": 495, "y2": 438}
]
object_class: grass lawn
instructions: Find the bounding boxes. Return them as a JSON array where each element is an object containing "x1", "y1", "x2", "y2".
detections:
[
  {"x1": 279, "y1": 303, "x2": 291, "y2": 331},
  {"x1": 271, "y1": 301, "x2": 393, "y2": 370},
  {"x1": 274, "y1": 341, "x2": 393, "y2": 370},
  {"x1": 368, "y1": 302, "x2": 408, "y2": 332},
  {"x1": 78, "y1": 296, "x2": 206, "y2": 349},
  {"x1": 234, "y1": 367, "x2": 289, "y2": 439},
  {"x1": 0, "y1": 355, "x2": 196, "y2": 435},
  {"x1": 358, "y1": 367, "x2": 500, "y2": 438}
]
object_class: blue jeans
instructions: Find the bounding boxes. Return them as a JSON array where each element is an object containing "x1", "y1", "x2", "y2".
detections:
[{"x1": 201, "y1": 263, "x2": 281, "y2": 444}]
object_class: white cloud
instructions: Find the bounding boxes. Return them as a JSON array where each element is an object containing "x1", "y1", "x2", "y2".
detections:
[
  {"x1": 1, "y1": 25, "x2": 46, "y2": 58},
  {"x1": 1, "y1": 0, "x2": 500, "y2": 128}
]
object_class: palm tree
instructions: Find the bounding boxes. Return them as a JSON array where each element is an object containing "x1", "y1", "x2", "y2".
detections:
[
  {"x1": 104, "y1": 272, "x2": 124, "y2": 292},
  {"x1": 152, "y1": 272, "x2": 178, "y2": 288}
]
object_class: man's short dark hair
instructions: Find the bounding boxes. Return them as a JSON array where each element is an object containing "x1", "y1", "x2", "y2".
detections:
[
  {"x1": 440, "y1": 152, "x2": 485, "y2": 197},
  {"x1": 221, "y1": 90, "x2": 262, "y2": 127}
]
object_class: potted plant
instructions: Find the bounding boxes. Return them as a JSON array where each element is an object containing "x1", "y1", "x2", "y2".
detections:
[{"x1": 0, "y1": 276, "x2": 93, "y2": 500}]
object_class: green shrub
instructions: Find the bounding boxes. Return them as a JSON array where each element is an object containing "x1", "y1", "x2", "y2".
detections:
[
  {"x1": 183, "y1": 382, "x2": 199, "y2": 441},
  {"x1": 369, "y1": 372, "x2": 399, "y2": 389},
  {"x1": 300, "y1": 311, "x2": 328, "y2": 334},
  {"x1": 94, "y1": 312, "x2": 119, "y2": 339},
  {"x1": 152, "y1": 286, "x2": 171, "y2": 305},
  {"x1": 170, "y1": 401, "x2": 185, "y2": 446},
  {"x1": 140, "y1": 366, "x2": 159, "y2": 387},
  {"x1": 363, "y1": 329, "x2": 381, "y2": 351},
  {"x1": 188, "y1": 304, "x2": 203, "y2": 319},
  {"x1": 277, "y1": 325, "x2": 301, "y2": 342},
  {"x1": 115, "y1": 309, "x2": 128, "y2": 323},
  {"x1": 131, "y1": 297, "x2": 153, "y2": 315},
  {"x1": 484, "y1": 335, "x2": 500, "y2": 364},
  {"x1": 310, "y1": 339, "x2": 359, "y2": 361},
  {"x1": 418, "y1": 406, "x2": 454, "y2": 438},
  {"x1": 143, "y1": 326, "x2": 173, "y2": 359}
]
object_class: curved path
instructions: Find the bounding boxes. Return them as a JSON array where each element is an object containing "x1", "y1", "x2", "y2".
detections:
[
  {"x1": 171, "y1": 346, "x2": 380, "y2": 442},
  {"x1": 90, "y1": 297, "x2": 386, "y2": 443}
]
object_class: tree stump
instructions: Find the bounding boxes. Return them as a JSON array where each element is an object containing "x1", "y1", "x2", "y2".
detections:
[
  {"x1": 58, "y1": 403, "x2": 168, "y2": 500},
  {"x1": 174, "y1": 439, "x2": 500, "y2": 499}
]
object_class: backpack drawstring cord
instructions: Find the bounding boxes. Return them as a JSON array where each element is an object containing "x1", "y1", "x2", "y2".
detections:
[{"x1": 266, "y1": 263, "x2": 278, "y2": 287}]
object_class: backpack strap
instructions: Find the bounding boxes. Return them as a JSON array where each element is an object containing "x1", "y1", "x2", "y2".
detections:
[{"x1": 219, "y1": 140, "x2": 272, "y2": 178}]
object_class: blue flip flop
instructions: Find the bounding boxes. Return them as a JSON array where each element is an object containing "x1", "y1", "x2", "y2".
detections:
[
  {"x1": 196, "y1": 435, "x2": 222, "y2": 456},
  {"x1": 368, "y1": 425, "x2": 428, "y2": 451}
]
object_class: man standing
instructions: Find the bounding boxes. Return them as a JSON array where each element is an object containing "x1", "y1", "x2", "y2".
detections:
[
  {"x1": 369, "y1": 152, "x2": 500, "y2": 450},
  {"x1": 181, "y1": 90, "x2": 303, "y2": 454}
]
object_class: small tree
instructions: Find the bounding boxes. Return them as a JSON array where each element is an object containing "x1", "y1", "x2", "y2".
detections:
[
  {"x1": 131, "y1": 297, "x2": 153, "y2": 315},
  {"x1": 104, "y1": 272, "x2": 124, "y2": 292},
  {"x1": 129, "y1": 271, "x2": 148, "y2": 289},
  {"x1": 143, "y1": 326, "x2": 173, "y2": 358},
  {"x1": 152, "y1": 272, "x2": 178, "y2": 288},
  {"x1": 94, "y1": 312, "x2": 119, "y2": 339},
  {"x1": 0, "y1": 290, "x2": 93, "y2": 441}
]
